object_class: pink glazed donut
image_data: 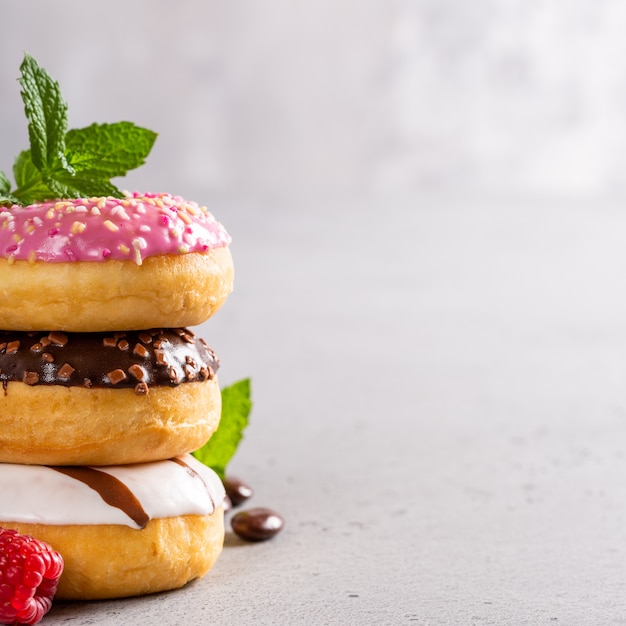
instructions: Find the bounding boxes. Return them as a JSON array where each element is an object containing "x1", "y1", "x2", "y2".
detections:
[{"x1": 0, "y1": 193, "x2": 234, "y2": 331}]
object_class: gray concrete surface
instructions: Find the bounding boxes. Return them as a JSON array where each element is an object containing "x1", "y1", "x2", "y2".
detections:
[
  {"x1": 43, "y1": 195, "x2": 626, "y2": 625},
  {"x1": 2, "y1": 3, "x2": 626, "y2": 623}
]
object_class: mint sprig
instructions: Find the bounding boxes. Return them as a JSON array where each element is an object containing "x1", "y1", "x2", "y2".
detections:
[
  {"x1": 0, "y1": 171, "x2": 13, "y2": 199},
  {"x1": 0, "y1": 53, "x2": 157, "y2": 206},
  {"x1": 193, "y1": 379, "x2": 252, "y2": 479},
  {"x1": 19, "y1": 51, "x2": 71, "y2": 177}
]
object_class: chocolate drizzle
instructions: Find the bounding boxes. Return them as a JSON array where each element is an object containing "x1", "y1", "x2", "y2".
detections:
[
  {"x1": 50, "y1": 466, "x2": 150, "y2": 528},
  {"x1": 0, "y1": 329, "x2": 219, "y2": 391},
  {"x1": 170, "y1": 457, "x2": 216, "y2": 511}
]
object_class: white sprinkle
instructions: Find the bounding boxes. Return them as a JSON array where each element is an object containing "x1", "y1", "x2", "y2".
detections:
[
  {"x1": 139, "y1": 225, "x2": 151, "y2": 232},
  {"x1": 111, "y1": 206, "x2": 131, "y2": 220},
  {"x1": 132, "y1": 238, "x2": 146, "y2": 265}
]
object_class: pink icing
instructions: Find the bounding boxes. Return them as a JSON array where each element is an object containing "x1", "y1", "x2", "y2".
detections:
[{"x1": 0, "y1": 192, "x2": 231, "y2": 265}]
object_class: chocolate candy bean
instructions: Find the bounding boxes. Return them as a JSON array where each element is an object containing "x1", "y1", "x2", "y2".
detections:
[
  {"x1": 222, "y1": 494, "x2": 232, "y2": 513},
  {"x1": 231, "y1": 507, "x2": 284, "y2": 541},
  {"x1": 223, "y1": 476, "x2": 254, "y2": 507}
]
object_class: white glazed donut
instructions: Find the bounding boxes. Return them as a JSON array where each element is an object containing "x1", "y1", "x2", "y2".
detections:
[{"x1": 0, "y1": 455, "x2": 225, "y2": 600}]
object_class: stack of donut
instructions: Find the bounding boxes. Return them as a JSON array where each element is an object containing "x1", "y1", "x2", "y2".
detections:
[{"x1": 0, "y1": 192, "x2": 234, "y2": 599}]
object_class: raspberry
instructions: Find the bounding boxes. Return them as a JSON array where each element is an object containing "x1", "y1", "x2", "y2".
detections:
[{"x1": 0, "y1": 529, "x2": 63, "y2": 625}]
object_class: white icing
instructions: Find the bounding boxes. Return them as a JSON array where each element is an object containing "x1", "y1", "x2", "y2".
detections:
[{"x1": 0, "y1": 455, "x2": 225, "y2": 529}]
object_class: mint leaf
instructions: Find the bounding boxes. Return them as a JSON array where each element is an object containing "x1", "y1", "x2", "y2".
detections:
[
  {"x1": 0, "y1": 171, "x2": 10, "y2": 195},
  {"x1": 0, "y1": 195, "x2": 19, "y2": 207},
  {"x1": 51, "y1": 170, "x2": 120, "y2": 198},
  {"x1": 11, "y1": 150, "x2": 54, "y2": 205},
  {"x1": 193, "y1": 379, "x2": 252, "y2": 479},
  {"x1": 3, "y1": 53, "x2": 157, "y2": 205},
  {"x1": 41, "y1": 175, "x2": 79, "y2": 200},
  {"x1": 19, "y1": 53, "x2": 69, "y2": 174},
  {"x1": 66, "y1": 122, "x2": 157, "y2": 178},
  {"x1": 13, "y1": 150, "x2": 38, "y2": 189}
]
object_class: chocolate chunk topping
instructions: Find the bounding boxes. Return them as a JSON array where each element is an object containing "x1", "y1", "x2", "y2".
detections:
[
  {"x1": 128, "y1": 364, "x2": 145, "y2": 381},
  {"x1": 57, "y1": 363, "x2": 75, "y2": 381},
  {"x1": 22, "y1": 371, "x2": 39, "y2": 385},
  {"x1": 134, "y1": 382, "x2": 149, "y2": 395},
  {"x1": 47, "y1": 332, "x2": 68, "y2": 347},
  {"x1": 154, "y1": 349, "x2": 166, "y2": 366},
  {"x1": 6, "y1": 341, "x2": 19, "y2": 355},
  {"x1": 107, "y1": 369, "x2": 127, "y2": 384},
  {"x1": 133, "y1": 343, "x2": 149, "y2": 358},
  {"x1": 0, "y1": 329, "x2": 219, "y2": 390}
]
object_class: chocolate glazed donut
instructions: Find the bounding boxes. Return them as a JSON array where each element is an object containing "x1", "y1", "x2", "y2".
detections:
[
  {"x1": 0, "y1": 328, "x2": 219, "y2": 392},
  {"x1": 0, "y1": 328, "x2": 222, "y2": 466}
]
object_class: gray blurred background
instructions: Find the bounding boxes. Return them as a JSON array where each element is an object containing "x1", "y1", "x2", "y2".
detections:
[{"x1": 4, "y1": 1, "x2": 626, "y2": 203}]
